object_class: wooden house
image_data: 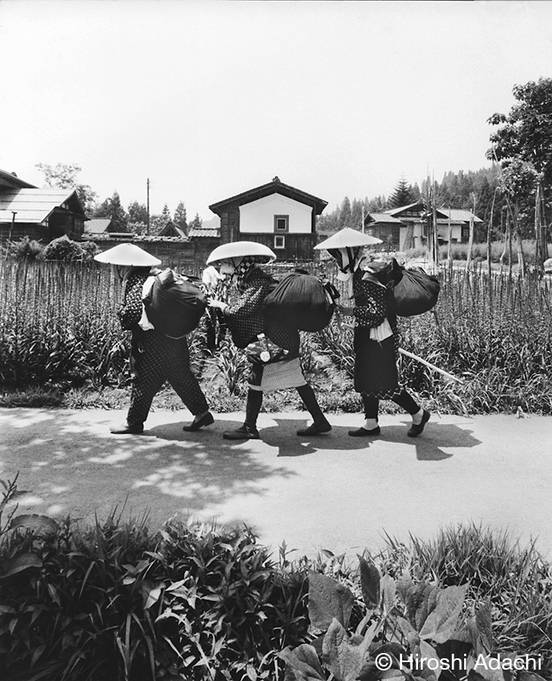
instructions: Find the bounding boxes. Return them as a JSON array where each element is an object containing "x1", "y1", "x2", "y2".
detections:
[
  {"x1": 208, "y1": 176, "x2": 327, "y2": 260},
  {"x1": 0, "y1": 168, "x2": 86, "y2": 243},
  {"x1": 365, "y1": 200, "x2": 482, "y2": 250},
  {"x1": 157, "y1": 220, "x2": 187, "y2": 239}
]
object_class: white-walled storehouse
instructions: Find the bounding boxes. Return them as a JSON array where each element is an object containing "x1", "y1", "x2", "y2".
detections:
[{"x1": 209, "y1": 177, "x2": 327, "y2": 260}]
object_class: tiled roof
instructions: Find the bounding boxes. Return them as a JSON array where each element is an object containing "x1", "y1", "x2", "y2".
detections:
[
  {"x1": 0, "y1": 188, "x2": 84, "y2": 223},
  {"x1": 209, "y1": 177, "x2": 327, "y2": 216},
  {"x1": 189, "y1": 228, "x2": 220, "y2": 238}
]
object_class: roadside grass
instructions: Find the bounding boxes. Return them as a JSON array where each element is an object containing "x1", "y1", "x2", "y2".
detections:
[{"x1": 1, "y1": 469, "x2": 550, "y2": 680}]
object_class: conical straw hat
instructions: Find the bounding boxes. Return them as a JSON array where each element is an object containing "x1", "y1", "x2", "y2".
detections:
[
  {"x1": 206, "y1": 241, "x2": 276, "y2": 265},
  {"x1": 314, "y1": 227, "x2": 382, "y2": 250},
  {"x1": 94, "y1": 243, "x2": 161, "y2": 266}
]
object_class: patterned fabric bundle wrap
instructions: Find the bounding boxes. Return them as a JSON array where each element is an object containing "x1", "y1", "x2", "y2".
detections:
[
  {"x1": 245, "y1": 334, "x2": 289, "y2": 365},
  {"x1": 352, "y1": 269, "x2": 401, "y2": 398}
]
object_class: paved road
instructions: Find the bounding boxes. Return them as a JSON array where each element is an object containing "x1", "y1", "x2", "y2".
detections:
[{"x1": 1, "y1": 408, "x2": 551, "y2": 557}]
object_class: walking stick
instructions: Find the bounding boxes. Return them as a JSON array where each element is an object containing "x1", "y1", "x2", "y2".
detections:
[{"x1": 398, "y1": 348, "x2": 464, "y2": 384}]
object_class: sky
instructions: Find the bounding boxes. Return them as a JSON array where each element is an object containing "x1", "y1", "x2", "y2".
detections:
[{"x1": 1, "y1": 1, "x2": 552, "y2": 220}]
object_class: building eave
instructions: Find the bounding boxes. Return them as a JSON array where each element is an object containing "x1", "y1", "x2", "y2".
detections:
[{"x1": 209, "y1": 178, "x2": 328, "y2": 216}]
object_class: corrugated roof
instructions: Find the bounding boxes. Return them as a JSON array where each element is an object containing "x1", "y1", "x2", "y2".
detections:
[
  {"x1": 366, "y1": 212, "x2": 403, "y2": 224},
  {"x1": 439, "y1": 208, "x2": 483, "y2": 223},
  {"x1": 0, "y1": 188, "x2": 83, "y2": 224},
  {"x1": 384, "y1": 201, "x2": 423, "y2": 216},
  {"x1": 0, "y1": 168, "x2": 36, "y2": 189},
  {"x1": 85, "y1": 218, "x2": 112, "y2": 234},
  {"x1": 189, "y1": 228, "x2": 220, "y2": 238}
]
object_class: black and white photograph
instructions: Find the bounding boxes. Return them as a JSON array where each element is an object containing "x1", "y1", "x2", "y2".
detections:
[{"x1": 1, "y1": 1, "x2": 551, "y2": 679}]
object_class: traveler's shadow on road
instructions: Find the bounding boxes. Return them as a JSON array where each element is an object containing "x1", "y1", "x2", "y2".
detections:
[
  {"x1": 264, "y1": 417, "x2": 480, "y2": 461},
  {"x1": 2, "y1": 410, "x2": 295, "y2": 522}
]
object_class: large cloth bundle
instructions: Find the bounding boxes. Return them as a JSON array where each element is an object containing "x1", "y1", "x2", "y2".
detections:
[
  {"x1": 263, "y1": 271, "x2": 338, "y2": 332},
  {"x1": 392, "y1": 267, "x2": 440, "y2": 317},
  {"x1": 143, "y1": 269, "x2": 206, "y2": 337}
]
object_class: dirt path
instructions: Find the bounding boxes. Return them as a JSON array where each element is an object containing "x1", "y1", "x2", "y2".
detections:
[{"x1": 1, "y1": 408, "x2": 550, "y2": 557}]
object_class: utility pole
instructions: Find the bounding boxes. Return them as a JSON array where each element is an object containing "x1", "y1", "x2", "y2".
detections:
[
  {"x1": 361, "y1": 203, "x2": 365, "y2": 233},
  {"x1": 146, "y1": 178, "x2": 150, "y2": 235},
  {"x1": 9, "y1": 211, "x2": 16, "y2": 241}
]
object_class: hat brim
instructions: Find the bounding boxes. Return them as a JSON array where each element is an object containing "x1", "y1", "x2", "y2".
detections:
[
  {"x1": 314, "y1": 227, "x2": 382, "y2": 250},
  {"x1": 94, "y1": 243, "x2": 161, "y2": 267},
  {"x1": 206, "y1": 241, "x2": 276, "y2": 265}
]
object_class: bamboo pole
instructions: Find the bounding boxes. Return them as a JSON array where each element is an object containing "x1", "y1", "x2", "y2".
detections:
[
  {"x1": 339, "y1": 317, "x2": 464, "y2": 384},
  {"x1": 465, "y1": 192, "x2": 475, "y2": 274},
  {"x1": 399, "y1": 348, "x2": 464, "y2": 383}
]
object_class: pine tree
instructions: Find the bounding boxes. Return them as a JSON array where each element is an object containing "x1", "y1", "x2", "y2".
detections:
[
  {"x1": 339, "y1": 197, "x2": 352, "y2": 228},
  {"x1": 188, "y1": 213, "x2": 203, "y2": 231},
  {"x1": 388, "y1": 178, "x2": 415, "y2": 208},
  {"x1": 109, "y1": 192, "x2": 127, "y2": 231},
  {"x1": 173, "y1": 201, "x2": 188, "y2": 233},
  {"x1": 93, "y1": 191, "x2": 128, "y2": 231},
  {"x1": 127, "y1": 201, "x2": 148, "y2": 224}
]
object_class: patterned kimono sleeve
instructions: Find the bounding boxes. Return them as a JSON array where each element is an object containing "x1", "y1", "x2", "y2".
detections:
[
  {"x1": 353, "y1": 281, "x2": 387, "y2": 329},
  {"x1": 117, "y1": 278, "x2": 144, "y2": 331},
  {"x1": 224, "y1": 284, "x2": 267, "y2": 327}
]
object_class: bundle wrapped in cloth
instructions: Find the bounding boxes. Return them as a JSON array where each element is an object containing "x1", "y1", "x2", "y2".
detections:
[
  {"x1": 262, "y1": 270, "x2": 339, "y2": 332},
  {"x1": 143, "y1": 268, "x2": 207, "y2": 338},
  {"x1": 392, "y1": 266, "x2": 440, "y2": 317}
]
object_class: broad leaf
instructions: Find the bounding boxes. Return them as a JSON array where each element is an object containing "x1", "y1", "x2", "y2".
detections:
[
  {"x1": 308, "y1": 572, "x2": 354, "y2": 629},
  {"x1": 359, "y1": 556, "x2": 380, "y2": 608},
  {"x1": 143, "y1": 584, "x2": 163, "y2": 609},
  {"x1": 419, "y1": 585, "x2": 468, "y2": 644},
  {"x1": 398, "y1": 578, "x2": 439, "y2": 631},
  {"x1": 417, "y1": 640, "x2": 441, "y2": 680},
  {"x1": 1, "y1": 552, "x2": 42, "y2": 577},
  {"x1": 10, "y1": 514, "x2": 59, "y2": 535},
  {"x1": 381, "y1": 575, "x2": 397, "y2": 612},
  {"x1": 396, "y1": 615, "x2": 420, "y2": 649},
  {"x1": 279, "y1": 645, "x2": 325, "y2": 681},
  {"x1": 475, "y1": 602, "x2": 493, "y2": 653},
  {"x1": 322, "y1": 618, "x2": 368, "y2": 681}
]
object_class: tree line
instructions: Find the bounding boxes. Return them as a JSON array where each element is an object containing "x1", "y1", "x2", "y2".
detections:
[
  {"x1": 320, "y1": 77, "x2": 552, "y2": 258},
  {"x1": 34, "y1": 163, "x2": 202, "y2": 237},
  {"x1": 36, "y1": 77, "x2": 551, "y2": 260}
]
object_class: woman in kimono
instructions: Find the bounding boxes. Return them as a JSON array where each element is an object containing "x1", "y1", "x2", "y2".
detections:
[
  {"x1": 95, "y1": 244, "x2": 213, "y2": 435},
  {"x1": 207, "y1": 242, "x2": 331, "y2": 440},
  {"x1": 315, "y1": 229, "x2": 430, "y2": 437}
]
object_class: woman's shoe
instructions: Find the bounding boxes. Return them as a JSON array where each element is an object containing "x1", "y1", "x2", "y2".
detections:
[
  {"x1": 348, "y1": 426, "x2": 381, "y2": 437},
  {"x1": 407, "y1": 410, "x2": 430, "y2": 437},
  {"x1": 183, "y1": 412, "x2": 214, "y2": 432},
  {"x1": 296, "y1": 420, "x2": 332, "y2": 436},
  {"x1": 223, "y1": 424, "x2": 260, "y2": 440}
]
